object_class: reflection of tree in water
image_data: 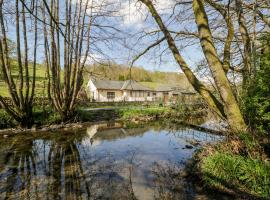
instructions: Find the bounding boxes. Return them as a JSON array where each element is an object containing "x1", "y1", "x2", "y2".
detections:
[
  {"x1": 0, "y1": 122, "x2": 218, "y2": 200},
  {"x1": 47, "y1": 136, "x2": 91, "y2": 199},
  {"x1": 0, "y1": 136, "x2": 38, "y2": 199},
  {"x1": 0, "y1": 132, "x2": 138, "y2": 200}
]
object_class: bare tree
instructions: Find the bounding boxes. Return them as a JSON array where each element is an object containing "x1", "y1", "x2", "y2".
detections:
[
  {"x1": 0, "y1": 0, "x2": 38, "y2": 128},
  {"x1": 41, "y1": 0, "x2": 93, "y2": 121},
  {"x1": 136, "y1": 0, "x2": 248, "y2": 131}
]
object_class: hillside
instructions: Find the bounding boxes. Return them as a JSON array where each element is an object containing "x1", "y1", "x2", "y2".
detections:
[
  {"x1": 1, "y1": 62, "x2": 193, "y2": 97},
  {"x1": 84, "y1": 63, "x2": 192, "y2": 87},
  {"x1": 0, "y1": 61, "x2": 48, "y2": 97}
]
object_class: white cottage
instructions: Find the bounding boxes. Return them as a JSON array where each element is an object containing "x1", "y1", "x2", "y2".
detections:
[
  {"x1": 87, "y1": 79, "x2": 156, "y2": 102},
  {"x1": 87, "y1": 78, "x2": 197, "y2": 102}
]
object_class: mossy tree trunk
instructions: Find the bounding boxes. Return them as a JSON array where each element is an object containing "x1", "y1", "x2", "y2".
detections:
[
  {"x1": 192, "y1": 0, "x2": 247, "y2": 131},
  {"x1": 139, "y1": 0, "x2": 247, "y2": 132}
]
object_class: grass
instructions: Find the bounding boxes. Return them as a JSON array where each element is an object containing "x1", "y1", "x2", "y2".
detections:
[
  {"x1": 0, "y1": 61, "x2": 73, "y2": 97},
  {"x1": 201, "y1": 152, "x2": 270, "y2": 198},
  {"x1": 0, "y1": 62, "x2": 48, "y2": 97},
  {"x1": 197, "y1": 133, "x2": 270, "y2": 199},
  {"x1": 119, "y1": 106, "x2": 170, "y2": 120},
  {"x1": 0, "y1": 106, "x2": 62, "y2": 129}
]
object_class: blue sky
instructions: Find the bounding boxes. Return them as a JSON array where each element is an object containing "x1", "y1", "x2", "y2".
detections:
[
  {"x1": 87, "y1": 0, "x2": 204, "y2": 72},
  {"x1": 5, "y1": 0, "x2": 204, "y2": 73}
]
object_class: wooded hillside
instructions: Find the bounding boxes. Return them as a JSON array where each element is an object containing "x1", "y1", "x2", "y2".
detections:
[
  {"x1": 84, "y1": 63, "x2": 191, "y2": 86},
  {"x1": 0, "y1": 62, "x2": 192, "y2": 97}
]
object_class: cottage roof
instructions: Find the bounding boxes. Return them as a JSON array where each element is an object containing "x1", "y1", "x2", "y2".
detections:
[
  {"x1": 141, "y1": 82, "x2": 196, "y2": 93},
  {"x1": 155, "y1": 84, "x2": 173, "y2": 92},
  {"x1": 92, "y1": 79, "x2": 123, "y2": 90},
  {"x1": 91, "y1": 79, "x2": 152, "y2": 91},
  {"x1": 121, "y1": 80, "x2": 152, "y2": 91}
]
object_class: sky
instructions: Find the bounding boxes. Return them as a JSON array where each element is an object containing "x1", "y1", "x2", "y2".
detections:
[
  {"x1": 5, "y1": 0, "x2": 205, "y2": 73},
  {"x1": 89, "y1": 0, "x2": 204, "y2": 73}
]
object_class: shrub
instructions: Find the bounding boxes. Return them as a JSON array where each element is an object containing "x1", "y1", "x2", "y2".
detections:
[
  {"x1": 0, "y1": 109, "x2": 16, "y2": 128},
  {"x1": 33, "y1": 106, "x2": 62, "y2": 126}
]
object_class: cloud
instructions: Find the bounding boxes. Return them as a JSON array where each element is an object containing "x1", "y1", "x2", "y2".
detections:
[
  {"x1": 118, "y1": 0, "x2": 175, "y2": 27},
  {"x1": 118, "y1": 1, "x2": 147, "y2": 27},
  {"x1": 83, "y1": 53, "x2": 105, "y2": 65},
  {"x1": 78, "y1": 0, "x2": 176, "y2": 28}
]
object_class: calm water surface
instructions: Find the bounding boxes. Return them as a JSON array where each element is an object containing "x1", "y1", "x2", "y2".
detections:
[{"x1": 0, "y1": 122, "x2": 223, "y2": 200}]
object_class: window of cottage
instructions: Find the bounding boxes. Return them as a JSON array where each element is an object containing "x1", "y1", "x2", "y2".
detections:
[{"x1": 107, "y1": 92, "x2": 115, "y2": 99}]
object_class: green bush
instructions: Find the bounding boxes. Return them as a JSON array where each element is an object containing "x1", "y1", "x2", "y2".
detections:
[
  {"x1": 0, "y1": 109, "x2": 16, "y2": 128},
  {"x1": 201, "y1": 152, "x2": 270, "y2": 198},
  {"x1": 32, "y1": 106, "x2": 62, "y2": 126}
]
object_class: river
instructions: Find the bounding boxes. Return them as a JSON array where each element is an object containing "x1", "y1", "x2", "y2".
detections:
[{"x1": 0, "y1": 121, "x2": 224, "y2": 200}]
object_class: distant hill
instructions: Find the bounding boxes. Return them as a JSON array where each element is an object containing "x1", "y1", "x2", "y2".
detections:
[{"x1": 0, "y1": 62, "x2": 194, "y2": 97}]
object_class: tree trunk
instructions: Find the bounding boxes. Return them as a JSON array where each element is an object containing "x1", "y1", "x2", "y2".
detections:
[
  {"x1": 192, "y1": 0, "x2": 247, "y2": 131},
  {"x1": 139, "y1": 0, "x2": 226, "y2": 120}
]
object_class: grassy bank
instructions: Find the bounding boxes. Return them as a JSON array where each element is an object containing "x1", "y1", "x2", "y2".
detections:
[
  {"x1": 0, "y1": 106, "x2": 62, "y2": 129},
  {"x1": 0, "y1": 105, "x2": 169, "y2": 129},
  {"x1": 193, "y1": 133, "x2": 270, "y2": 199},
  {"x1": 0, "y1": 103, "x2": 206, "y2": 130},
  {"x1": 119, "y1": 106, "x2": 170, "y2": 121}
]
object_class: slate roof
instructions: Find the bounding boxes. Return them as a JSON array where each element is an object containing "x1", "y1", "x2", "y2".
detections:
[
  {"x1": 91, "y1": 79, "x2": 152, "y2": 91},
  {"x1": 90, "y1": 79, "x2": 196, "y2": 93},
  {"x1": 156, "y1": 84, "x2": 196, "y2": 93},
  {"x1": 155, "y1": 84, "x2": 174, "y2": 92},
  {"x1": 91, "y1": 79, "x2": 123, "y2": 90},
  {"x1": 121, "y1": 80, "x2": 152, "y2": 91}
]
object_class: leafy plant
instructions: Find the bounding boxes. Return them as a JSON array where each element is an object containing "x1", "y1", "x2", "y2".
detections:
[
  {"x1": 201, "y1": 152, "x2": 270, "y2": 198},
  {"x1": 0, "y1": 109, "x2": 16, "y2": 128}
]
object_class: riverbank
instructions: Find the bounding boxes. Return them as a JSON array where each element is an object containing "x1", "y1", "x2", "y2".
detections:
[
  {"x1": 187, "y1": 133, "x2": 270, "y2": 199},
  {"x1": 0, "y1": 103, "x2": 208, "y2": 134}
]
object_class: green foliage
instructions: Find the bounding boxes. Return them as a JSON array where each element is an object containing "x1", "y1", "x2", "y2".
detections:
[
  {"x1": 0, "y1": 109, "x2": 16, "y2": 129},
  {"x1": 119, "y1": 106, "x2": 169, "y2": 120},
  {"x1": 32, "y1": 106, "x2": 62, "y2": 126},
  {"x1": 76, "y1": 109, "x2": 96, "y2": 122},
  {"x1": 201, "y1": 152, "x2": 270, "y2": 198},
  {"x1": 243, "y1": 35, "x2": 270, "y2": 135}
]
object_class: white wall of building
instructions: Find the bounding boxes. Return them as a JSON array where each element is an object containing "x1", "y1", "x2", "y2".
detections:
[
  {"x1": 96, "y1": 90, "x2": 124, "y2": 102},
  {"x1": 87, "y1": 79, "x2": 196, "y2": 102}
]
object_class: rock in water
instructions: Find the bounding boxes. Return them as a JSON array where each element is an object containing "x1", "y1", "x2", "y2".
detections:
[{"x1": 184, "y1": 145, "x2": 193, "y2": 149}]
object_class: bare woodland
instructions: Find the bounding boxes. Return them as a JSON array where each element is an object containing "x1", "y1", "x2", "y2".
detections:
[{"x1": 0, "y1": 0, "x2": 269, "y2": 131}]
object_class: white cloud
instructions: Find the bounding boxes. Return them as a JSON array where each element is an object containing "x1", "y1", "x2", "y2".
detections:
[
  {"x1": 78, "y1": 0, "x2": 176, "y2": 27},
  {"x1": 118, "y1": 0, "x2": 175, "y2": 27},
  {"x1": 83, "y1": 53, "x2": 105, "y2": 65},
  {"x1": 118, "y1": 1, "x2": 147, "y2": 27}
]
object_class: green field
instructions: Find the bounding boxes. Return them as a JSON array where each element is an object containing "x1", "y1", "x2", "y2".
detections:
[{"x1": 0, "y1": 61, "x2": 48, "y2": 97}]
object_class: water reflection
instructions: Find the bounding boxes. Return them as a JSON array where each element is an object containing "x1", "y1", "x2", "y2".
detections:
[{"x1": 0, "y1": 122, "x2": 223, "y2": 200}]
